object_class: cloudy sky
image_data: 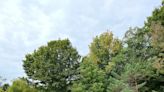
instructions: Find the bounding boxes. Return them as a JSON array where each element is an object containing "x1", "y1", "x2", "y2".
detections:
[{"x1": 0, "y1": 0, "x2": 161, "y2": 82}]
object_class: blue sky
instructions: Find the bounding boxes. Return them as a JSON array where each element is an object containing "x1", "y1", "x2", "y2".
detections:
[{"x1": 0, "y1": 0, "x2": 162, "y2": 82}]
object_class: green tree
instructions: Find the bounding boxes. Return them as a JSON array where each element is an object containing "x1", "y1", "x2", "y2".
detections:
[
  {"x1": 2, "y1": 83, "x2": 9, "y2": 91},
  {"x1": 89, "y1": 31, "x2": 122, "y2": 69},
  {"x1": 124, "y1": 27, "x2": 155, "y2": 61},
  {"x1": 7, "y1": 79, "x2": 37, "y2": 92},
  {"x1": 88, "y1": 31, "x2": 123, "y2": 91},
  {"x1": 106, "y1": 26, "x2": 158, "y2": 92},
  {"x1": 145, "y1": 1, "x2": 164, "y2": 91},
  {"x1": 146, "y1": 0, "x2": 164, "y2": 27},
  {"x1": 71, "y1": 58, "x2": 105, "y2": 92},
  {"x1": 107, "y1": 55, "x2": 154, "y2": 92},
  {"x1": 23, "y1": 39, "x2": 80, "y2": 92}
]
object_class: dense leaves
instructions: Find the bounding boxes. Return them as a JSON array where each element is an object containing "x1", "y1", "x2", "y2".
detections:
[
  {"x1": 23, "y1": 39, "x2": 80, "y2": 92},
  {"x1": 7, "y1": 79, "x2": 37, "y2": 92},
  {"x1": 89, "y1": 32, "x2": 122, "y2": 69},
  {"x1": 71, "y1": 58, "x2": 105, "y2": 92}
]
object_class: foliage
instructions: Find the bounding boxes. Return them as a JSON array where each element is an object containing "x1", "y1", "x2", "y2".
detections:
[
  {"x1": 89, "y1": 31, "x2": 122, "y2": 69},
  {"x1": 111, "y1": 2, "x2": 164, "y2": 91},
  {"x1": 7, "y1": 79, "x2": 38, "y2": 92},
  {"x1": 107, "y1": 56, "x2": 155, "y2": 92},
  {"x1": 23, "y1": 39, "x2": 81, "y2": 92},
  {"x1": 71, "y1": 58, "x2": 105, "y2": 92},
  {"x1": 146, "y1": 2, "x2": 164, "y2": 91},
  {"x1": 146, "y1": 1, "x2": 164, "y2": 27},
  {"x1": 107, "y1": 77, "x2": 133, "y2": 92},
  {"x1": 150, "y1": 21, "x2": 164, "y2": 75}
]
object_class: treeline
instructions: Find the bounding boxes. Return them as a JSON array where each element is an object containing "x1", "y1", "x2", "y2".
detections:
[{"x1": 0, "y1": 1, "x2": 164, "y2": 92}]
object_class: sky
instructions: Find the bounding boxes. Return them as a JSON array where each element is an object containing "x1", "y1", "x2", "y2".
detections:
[{"x1": 0, "y1": 0, "x2": 162, "y2": 83}]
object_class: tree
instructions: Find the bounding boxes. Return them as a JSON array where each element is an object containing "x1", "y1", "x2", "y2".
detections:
[
  {"x1": 107, "y1": 54, "x2": 154, "y2": 92},
  {"x1": 87, "y1": 31, "x2": 123, "y2": 91},
  {"x1": 147, "y1": 1, "x2": 164, "y2": 75},
  {"x1": 151, "y1": 22, "x2": 164, "y2": 74},
  {"x1": 7, "y1": 79, "x2": 38, "y2": 92},
  {"x1": 145, "y1": 1, "x2": 164, "y2": 91},
  {"x1": 123, "y1": 27, "x2": 155, "y2": 61},
  {"x1": 71, "y1": 58, "x2": 105, "y2": 92},
  {"x1": 89, "y1": 31, "x2": 122, "y2": 69},
  {"x1": 23, "y1": 39, "x2": 81, "y2": 92},
  {"x1": 146, "y1": 1, "x2": 164, "y2": 27},
  {"x1": 106, "y1": 25, "x2": 159, "y2": 92},
  {"x1": 2, "y1": 83, "x2": 9, "y2": 91}
]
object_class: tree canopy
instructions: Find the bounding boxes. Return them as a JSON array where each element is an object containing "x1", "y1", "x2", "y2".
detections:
[{"x1": 23, "y1": 39, "x2": 81, "y2": 92}]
